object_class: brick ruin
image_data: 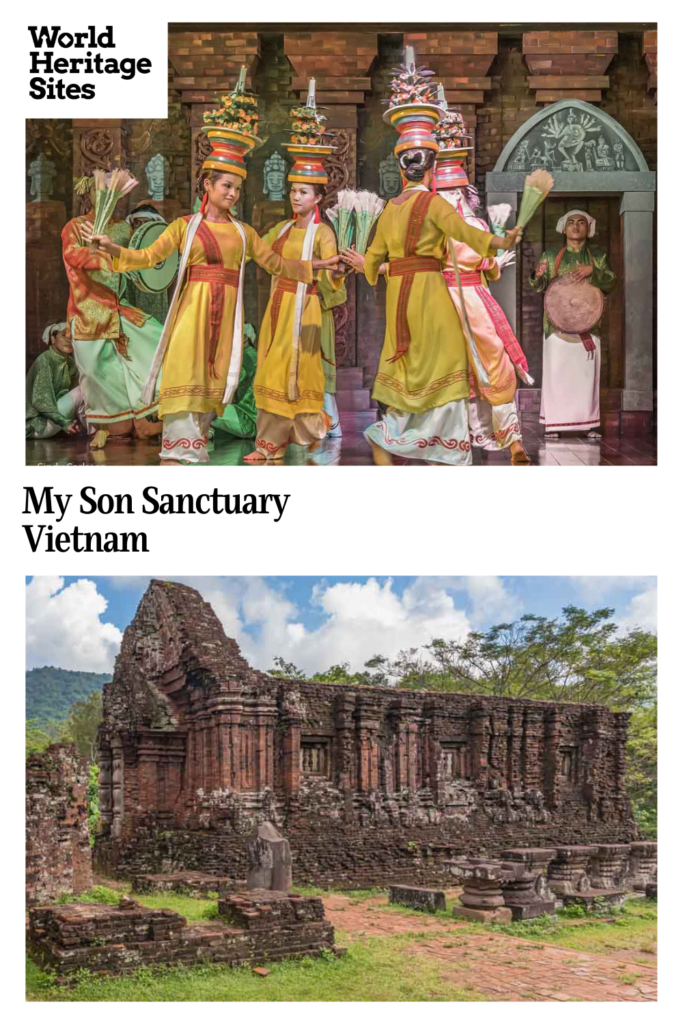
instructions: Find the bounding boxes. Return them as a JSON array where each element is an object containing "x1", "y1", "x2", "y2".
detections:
[
  {"x1": 94, "y1": 581, "x2": 637, "y2": 888},
  {"x1": 26, "y1": 744, "x2": 93, "y2": 905}
]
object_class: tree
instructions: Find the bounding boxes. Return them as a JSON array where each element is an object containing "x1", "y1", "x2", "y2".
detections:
[
  {"x1": 363, "y1": 607, "x2": 656, "y2": 710},
  {"x1": 63, "y1": 691, "x2": 103, "y2": 760},
  {"x1": 26, "y1": 719, "x2": 56, "y2": 757},
  {"x1": 625, "y1": 704, "x2": 657, "y2": 838}
]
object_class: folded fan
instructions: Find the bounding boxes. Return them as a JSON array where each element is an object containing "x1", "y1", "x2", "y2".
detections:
[
  {"x1": 92, "y1": 168, "x2": 139, "y2": 238},
  {"x1": 487, "y1": 203, "x2": 512, "y2": 238},
  {"x1": 517, "y1": 169, "x2": 554, "y2": 229},
  {"x1": 328, "y1": 188, "x2": 356, "y2": 250},
  {"x1": 353, "y1": 190, "x2": 386, "y2": 255}
]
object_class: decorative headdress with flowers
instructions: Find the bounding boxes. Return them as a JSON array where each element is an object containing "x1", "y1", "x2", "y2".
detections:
[
  {"x1": 382, "y1": 47, "x2": 443, "y2": 158},
  {"x1": 433, "y1": 90, "x2": 473, "y2": 192},
  {"x1": 201, "y1": 67, "x2": 263, "y2": 183},
  {"x1": 283, "y1": 79, "x2": 332, "y2": 191}
]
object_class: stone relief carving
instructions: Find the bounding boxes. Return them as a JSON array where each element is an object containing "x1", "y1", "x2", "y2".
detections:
[
  {"x1": 505, "y1": 107, "x2": 635, "y2": 173},
  {"x1": 28, "y1": 153, "x2": 57, "y2": 202},
  {"x1": 263, "y1": 152, "x2": 287, "y2": 201},
  {"x1": 379, "y1": 152, "x2": 402, "y2": 198},
  {"x1": 145, "y1": 152, "x2": 171, "y2": 199}
]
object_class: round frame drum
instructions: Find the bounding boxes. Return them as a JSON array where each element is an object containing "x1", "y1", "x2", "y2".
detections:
[
  {"x1": 125, "y1": 221, "x2": 178, "y2": 294},
  {"x1": 544, "y1": 275, "x2": 604, "y2": 335}
]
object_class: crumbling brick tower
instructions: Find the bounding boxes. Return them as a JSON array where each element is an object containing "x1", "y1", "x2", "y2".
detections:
[{"x1": 95, "y1": 581, "x2": 637, "y2": 888}]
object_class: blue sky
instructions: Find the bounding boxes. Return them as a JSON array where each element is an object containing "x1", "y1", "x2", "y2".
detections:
[{"x1": 26, "y1": 576, "x2": 656, "y2": 675}]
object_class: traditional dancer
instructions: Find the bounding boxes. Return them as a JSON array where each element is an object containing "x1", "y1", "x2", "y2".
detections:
[
  {"x1": 26, "y1": 321, "x2": 86, "y2": 439},
  {"x1": 341, "y1": 52, "x2": 519, "y2": 465},
  {"x1": 63, "y1": 176, "x2": 164, "y2": 449},
  {"x1": 530, "y1": 209, "x2": 616, "y2": 437},
  {"x1": 433, "y1": 109, "x2": 532, "y2": 464},
  {"x1": 92, "y1": 72, "x2": 338, "y2": 465},
  {"x1": 246, "y1": 81, "x2": 346, "y2": 461}
]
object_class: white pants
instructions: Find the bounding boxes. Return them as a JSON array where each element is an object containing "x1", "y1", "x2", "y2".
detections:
[
  {"x1": 160, "y1": 411, "x2": 215, "y2": 464},
  {"x1": 469, "y1": 398, "x2": 522, "y2": 450},
  {"x1": 32, "y1": 386, "x2": 88, "y2": 438},
  {"x1": 365, "y1": 400, "x2": 472, "y2": 465},
  {"x1": 540, "y1": 332, "x2": 601, "y2": 433},
  {"x1": 323, "y1": 392, "x2": 342, "y2": 438}
]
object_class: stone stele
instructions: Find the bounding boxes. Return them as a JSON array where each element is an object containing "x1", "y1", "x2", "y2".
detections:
[{"x1": 247, "y1": 821, "x2": 293, "y2": 893}]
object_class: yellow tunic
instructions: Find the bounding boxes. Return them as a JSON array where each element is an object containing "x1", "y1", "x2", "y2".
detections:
[
  {"x1": 113, "y1": 216, "x2": 312, "y2": 419},
  {"x1": 364, "y1": 190, "x2": 495, "y2": 414},
  {"x1": 254, "y1": 221, "x2": 342, "y2": 419}
]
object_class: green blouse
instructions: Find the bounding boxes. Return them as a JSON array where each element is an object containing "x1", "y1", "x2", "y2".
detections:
[
  {"x1": 26, "y1": 347, "x2": 80, "y2": 438},
  {"x1": 529, "y1": 242, "x2": 616, "y2": 337}
]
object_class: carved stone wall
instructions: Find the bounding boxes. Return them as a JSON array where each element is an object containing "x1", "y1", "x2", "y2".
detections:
[{"x1": 95, "y1": 581, "x2": 637, "y2": 888}]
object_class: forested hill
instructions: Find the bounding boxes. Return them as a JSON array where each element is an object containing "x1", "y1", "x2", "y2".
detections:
[{"x1": 26, "y1": 667, "x2": 111, "y2": 723}]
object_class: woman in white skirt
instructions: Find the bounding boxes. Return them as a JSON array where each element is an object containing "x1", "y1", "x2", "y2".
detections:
[{"x1": 530, "y1": 210, "x2": 616, "y2": 438}]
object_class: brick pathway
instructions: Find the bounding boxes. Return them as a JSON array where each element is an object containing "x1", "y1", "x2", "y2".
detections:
[{"x1": 323, "y1": 893, "x2": 657, "y2": 1002}]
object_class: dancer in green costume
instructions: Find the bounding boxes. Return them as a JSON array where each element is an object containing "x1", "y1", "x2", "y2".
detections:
[{"x1": 26, "y1": 322, "x2": 86, "y2": 439}]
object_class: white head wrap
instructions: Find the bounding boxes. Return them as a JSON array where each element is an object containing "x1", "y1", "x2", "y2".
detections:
[
  {"x1": 126, "y1": 205, "x2": 167, "y2": 228},
  {"x1": 42, "y1": 322, "x2": 68, "y2": 346},
  {"x1": 556, "y1": 209, "x2": 596, "y2": 238}
]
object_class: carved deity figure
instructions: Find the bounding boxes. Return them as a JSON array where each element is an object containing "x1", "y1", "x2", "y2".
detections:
[
  {"x1": 28, "y1": 152, "x2": 57, "y2": 202},
  {"x1": 542, "y1": 108, "x2": 600, "y2": 172},
  {"x1": 613, "y1": 140, "x2": 625, "y2": 170},
  {"x1": 378, "y1": 153, "x2": 401, "y2": 198},
  {"x1": 509, "y1": 140, "x2": 530, "y2": 171},
  {"x1": 595, "y1": 136, "x2": 615, "y2": 171},
  {"x1": 145, "y1": 152, "x2": 171, "y2": 199},
  {"x1": 262, "y1": 152, "x2": 287, "y2": 201},
  {"x1": 541, "y1": 140, "x2": 557, "y2": 170},
  {"x1": 530, "y1": 147, "x2": 544, "y2": 170}
]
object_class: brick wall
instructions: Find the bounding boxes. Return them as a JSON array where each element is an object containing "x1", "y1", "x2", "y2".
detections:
[
  {"x1": 26, "y1": 744, "x2": 93, "y2": 905},
  {"x1": 94, "y1": 581, "x2": 637, "y2": 888}
]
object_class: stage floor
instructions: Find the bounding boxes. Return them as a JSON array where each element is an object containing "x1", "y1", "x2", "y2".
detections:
[{"x1": 26, "y1": 413, "x2": 657, "y2": 467}]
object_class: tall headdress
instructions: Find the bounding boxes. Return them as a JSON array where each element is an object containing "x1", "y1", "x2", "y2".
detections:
[
  {"x1": 382, "y1": 47, "x2": 443, "y2": 158},
  {"x1": 201, "y1": 67, "x2": 263, "y2": 182},
  {"x1": 433, "y1": 86, "x2": 473, "y2": 191},
  {"x1": 283, "y1": 79, "x2": 332, "y2": 187}
]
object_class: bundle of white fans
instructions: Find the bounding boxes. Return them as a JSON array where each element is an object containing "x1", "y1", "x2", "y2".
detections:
[{"x1": 327, "y1": 189, "x2": 386, "y2": 255}]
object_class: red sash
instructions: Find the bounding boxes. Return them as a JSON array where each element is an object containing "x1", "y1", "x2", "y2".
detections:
[
  {"x1": 388, "y1": 191, "x2": 437, "y2": 363},
  {"x1": 193, "y1": 220, "x2": 231, "y2": 377}
]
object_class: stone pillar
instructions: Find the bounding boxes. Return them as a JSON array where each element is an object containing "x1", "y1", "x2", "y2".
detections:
[
  {"x1": 214, "y1": 693, "x2": 244, "y2": 792},
  {"x1": 522, "y1": 707, "x2": 544, "y2": 791},
  {"x1": 468, "y1": 704, "x2": 491, "y2": 791},
  {"x1": 620, "y1": 192, "x2": 654, "y2": 432},
  {"x1": 355, "y1": 696, "x2": 381, "y2": 793},
  {"x1": 282, "y1": 703, "x2": 302, "y2": 798},
  {"x1": 547, "y1": 845, "x2": 596, "y2": 895},
  {"x1": 333, "y1": 693, "x2": 356, "y2": 793},
  {"x1": 246, "y1": 821, "x2": 292, "y2": 893},
  {"x1": 543, "y1": 708, "x2": 563, "y2": 809},
  {"x1": 588, "y1": 844, "x2": 631, "y2": 889},
  {"x1": 506, "y1": 706, "x2": 524, "y2": 794},
  {"x1": 98, "y1": 746, "x2": 113, "y2": 837},
  {"x1": 111, "y1": 737, "x2": 124, "y2": 839},
  {"x1": 628, "y1": 841, "x2": 657, "y2": 891},
  {"x1": 488, "y1": 709, "x2": 508, "y2": 788},
  {"x1": 452, "y1": 861, "x2": 512, "y2": 924},
  {"x1": 254, "y1": 698, "x2": 277, "y2": 792}
]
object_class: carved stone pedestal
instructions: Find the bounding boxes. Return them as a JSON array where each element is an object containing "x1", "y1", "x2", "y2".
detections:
[
  {"x1": 501, "y1": 863, "x2": 556, "y2": 921},
  {"x1": 588, "y1": 844, "x2": 631, "y2": 890},
  {"x1": 451, "y1": 860, "x2": 512, "y2": 924},
  {"x1": 547, "y1": 845, "x2": 597, "y2": 896},
  {"x1": 628, "y1": 841, "x2": 657, "y2": 891}
]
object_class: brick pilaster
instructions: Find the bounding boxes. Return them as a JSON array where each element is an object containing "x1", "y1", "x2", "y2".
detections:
[{"x1": 523, "y1": 30, "x2": 618, "y2": 104}]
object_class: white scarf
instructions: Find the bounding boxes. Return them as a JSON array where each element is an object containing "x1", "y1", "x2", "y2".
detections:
[
  {"x1": 140, "y1": 212, "x2": 247, "y2": 407},
  {"x1": 274, "y1": 218, "x2": 319, "y2": 402}
]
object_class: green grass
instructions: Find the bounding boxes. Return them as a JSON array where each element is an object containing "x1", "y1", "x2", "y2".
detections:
[
  {"x1": 489, "y1": 899, "x2": 657, "y2": 956},
  {"x1": 26, "y1": 938, "x2": 485, "y2": 1002}
]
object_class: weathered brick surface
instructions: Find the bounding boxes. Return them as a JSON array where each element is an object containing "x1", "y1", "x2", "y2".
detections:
[
  {"x1": 26, "y1": 744, "x2": 93, "y2": 906},
  {"x1": 132, "y1": 871, "x2": 237, "y2": 897},
  {"x1": 94, "y1": 581, "x2": 637, "y2": 889},
  {"x1": 28, "y1": 892, "x2": 335, "y2": 978}
]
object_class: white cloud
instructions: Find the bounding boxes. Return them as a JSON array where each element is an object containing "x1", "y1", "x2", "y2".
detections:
[
  {"x1": 183, "y1": 576, "x2": 473, "y2": 674},
  {"x1": 570, "y1": 576, "x2": 656, "y2": 600},
  {"x1": 617, "y1": 582, "x2": 658, "y2": 633},
  {"x1": 441, "y1": 576, "x2": 521, "y2": 626},
  {"x1": 26, "y1": 576, "x2": 122, "y2": 672}
]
